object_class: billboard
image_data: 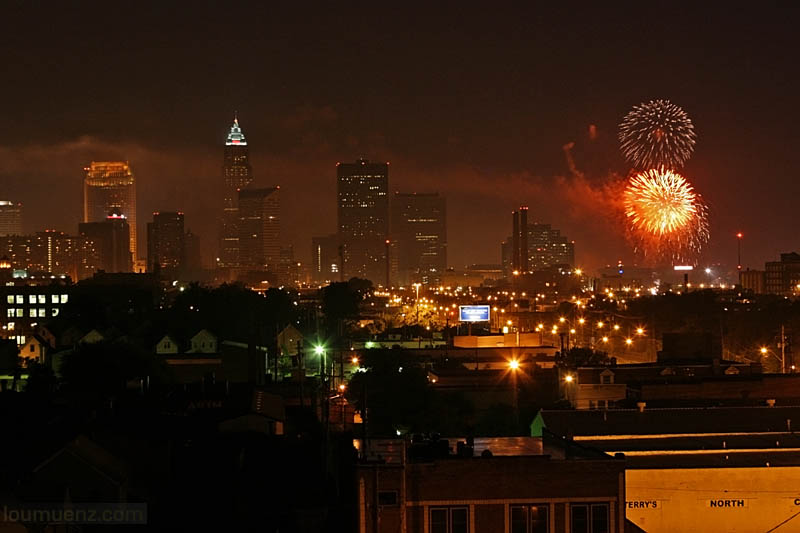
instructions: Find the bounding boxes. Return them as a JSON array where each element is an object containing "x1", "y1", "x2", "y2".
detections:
[{"x1": 459, "y1": 305, "x2": 490, "y2": 322}]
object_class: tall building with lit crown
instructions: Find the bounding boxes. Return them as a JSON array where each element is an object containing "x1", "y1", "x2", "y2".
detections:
[
  {"x1": 391, "y1": 192, "x2": 447, "y2": 285},
  {"x1": 238, "y1": 187, "x2": 280, "y2": 269},
  {"x1": 147, "y1": 211, "x2": 185, "y2": 276},
  {"x1": 220, "y1": 115, "x2": 254, "y2": 267},
  {"x1": 337, "y1": 158, "x2": 389, "y2": 283},
  {"x1": 83, "y1": 162, "x2": 137, "y2": 260},
  {"x1": 0, "y1": 201, "x2": 22, "y2": 236}
]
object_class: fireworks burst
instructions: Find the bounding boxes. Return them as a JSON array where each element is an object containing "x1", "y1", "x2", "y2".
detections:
[
  {"x1": 619, "y1": 99, "x2": 696, "y2": 169},
  {"x1": 623, "y1": 168, "x2": 709, "y2": 262}
]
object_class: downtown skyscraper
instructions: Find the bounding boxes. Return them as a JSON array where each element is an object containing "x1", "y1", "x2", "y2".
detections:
[
  {"x1": 238, "y1": 188, "x2": 280, "y2": 269},
  {"x1": 83, "y1": 161, "x2": 137, "y2": 262},
  {"x1": 147, "y1": 211, "x2": 185, "y2": 277},
  {"x1": 219, "y1": 116, "x2": 254, "y2": 267},
  {"x1": 391, "y1": 192, "x2": 447, "y2": 285},
  {"x1": 337, "y1": 159, "x2": 389, "y2": 283}
]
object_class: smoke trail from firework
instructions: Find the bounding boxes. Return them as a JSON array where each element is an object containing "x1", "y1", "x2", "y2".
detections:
[
  {"x1": 624, "y1": 168, "x2": 709, "y2": 263},
  {"x1": 619, "y1": 99, "x2": 697, "y2": 170}
]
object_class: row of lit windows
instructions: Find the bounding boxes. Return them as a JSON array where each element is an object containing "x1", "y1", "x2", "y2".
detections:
[
  {"x1": 5, "y1": 294, "x2": 68, "y2": 305},
  {"x1": 6, "y1": 308, "x2": 59, "y2": 318},
  {"x1": 426, "y1": 502, "x2": 609, "y2": 533}
]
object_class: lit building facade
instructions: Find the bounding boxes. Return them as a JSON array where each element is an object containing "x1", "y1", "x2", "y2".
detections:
[
  {"x1": 765, "y1": 252, "x2": 800, "y2": 296},
  {"x1": 0, "y1": 201, "x2": 22, "y2": 236},
  {"x1": 238, "y1": 187, "x2": 280, "y2": 269},
  {"x1": 0, "y1": 232, "x2": 98, "y2": 281},
  {"x1": 311, "y1": 234, "x2": 339, "y2": 283},
  {"x1": 391, "y1": 192, "x2": 447, "y2": 285},
  {"x1": 147, "y1": 211, "x2": 185, "y2": 276},
  {"x1": 0, "y1": 261, "x2": 72, "y2": 346},
  {"x1": 79, "y1": 214, "x2": 132, "y2": 273},
  {"x1": 337, "y1": 158, "x2": 389, "y2": 283},
  {"x1": 219, "y1": 116, "x2": 254, "y2": 267},
  {"x1": 83, "y1": 161, "x2": 137, "y2": 260},
  {"x1": 503, "y1": 221, "x2": 575, "y2": 274}
]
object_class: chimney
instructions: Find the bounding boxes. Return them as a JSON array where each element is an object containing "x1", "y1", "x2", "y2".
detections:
[
  {"x1": 519, "y1": 207, "x2": 528, "y2": 273},
  {"x1": 767, "y1": 399, "x2": 776, "y2": 407},
  {"x1": 636, "y1": 401, "x2": 646, "y2": 413}
]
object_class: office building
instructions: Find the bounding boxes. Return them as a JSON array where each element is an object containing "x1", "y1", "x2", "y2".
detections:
[
  {"x1": 765, "y1": 252, "x2": 800, "y2": 296},
  {"x1": 79, "y1": 213, "x2": 132, "y2": 273},
  {"x1": 0, "y1": 201, "x2": 22, "y2": 236},
  {"x1": 219, "y1": 116, "x2": 254, "y2": 267},
  {"x1": 83, "y1": 161, "x2": 137, "y2": 260},
  {"x1": 311, "y1": 234, "x2": 340, "y2": 283},
  {"x1": 0, "y1": 232, "x2": 98, "y2": 281},
  {"x1": 391, "y1": 192, "x2": 447, "y2": 285},
  {"x1": 357, "y1": 435, "x2": 625, "y2": 533},
  {"x1": 510, "y1": 206, "x2": 529, "y2": 273},
  {"x1": 739, "y1": 268, "x2": 766, "y2": 294},
  {"x1": 0, "y1": 264, "x2": 72, "y2": 346},
  {"x1": 238, "y1": 187, "x2": 279, "y2": 269},
  {"x1": 147, "y1": 211, "x2": 185, "y2": 276},
  {"x1": 337, "y1": 158, "x2": 388, "y2": 283},
  {"x1": 503, "y1": 220, "x2": 575, "y2": 275}
]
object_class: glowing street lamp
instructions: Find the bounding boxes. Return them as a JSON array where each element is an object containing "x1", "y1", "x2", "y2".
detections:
[
  {"x1": 636, "y1": 328, "x2": 645, "y2": 335},
  {"x1": 602, "y1": 336, "x2": 609, "y2": 343},
  {"x1": 760, "y1": 346, "x2": 768, "y2": 355},
  {"x1": 564, "y1": 374, "x2": 574, "y2": 383},
  {"x1": 314, "y1": 345, "x2": 325, "y2": 356},
  {"x1": 625, "y1": 338, "x2": 633, "y2": 346},
  {"x1": 509, "y1": 359, "x2": 520, "y2": 370}
]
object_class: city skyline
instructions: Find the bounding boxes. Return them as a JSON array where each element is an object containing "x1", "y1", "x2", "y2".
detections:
[{"x1": 2, "y1": 5, "x2": 800, "y2": 272}]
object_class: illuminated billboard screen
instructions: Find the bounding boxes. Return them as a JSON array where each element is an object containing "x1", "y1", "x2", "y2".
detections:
[{"x1": 459, "y1": 305, "x2": 490, "y2": 322}]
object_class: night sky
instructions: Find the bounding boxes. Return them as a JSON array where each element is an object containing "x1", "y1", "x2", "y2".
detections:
[{"x1": 1, "y1": 3, "x2": 799, "y2": 273}]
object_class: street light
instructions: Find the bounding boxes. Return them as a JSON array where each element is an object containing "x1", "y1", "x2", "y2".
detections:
[
  {"x1": 636, "y1": 327, "x2": 645, "y2": 335},
  {"x1": 564, "y1": 374, "x2": 574, "y2": 383},
  {"x1": 625, "y1": 338, "x2": 633, "y2": 346},
  {"x1": 508, "y1": 359, "x2": 520, "y2": 370}
]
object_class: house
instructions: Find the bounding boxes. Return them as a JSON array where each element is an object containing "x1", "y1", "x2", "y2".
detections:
[
  {"x1": 19, "y1": 335, "x2": 47, "y2": 364},
  {"x1": 154, "y1": 334, "x2": 180, "y2": 355},
  {"x1": 79, "y1": 328, "x2": 105, "y2": 345},
  {"x1": 188, "y1": 329, "x2": 217, "y2": 354},
  {"x1": 277, "y1": 324, "x2": 303, "y2": 356}
]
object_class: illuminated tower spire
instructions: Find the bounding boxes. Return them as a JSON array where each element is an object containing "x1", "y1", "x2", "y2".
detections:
[
  {"x1": 219, "y1": 114, "x2": 254, "y2": 267},
  {"x1": 226, "y1": 114, "x2": 247, "y2": 146}
]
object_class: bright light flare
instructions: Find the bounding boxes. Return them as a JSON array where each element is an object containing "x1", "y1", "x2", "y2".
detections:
[{"x1": 508, "y1": 359, "x2": 520, "y2": 370}]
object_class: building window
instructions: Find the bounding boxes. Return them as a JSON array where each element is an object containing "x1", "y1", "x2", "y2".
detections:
[
  {"x1": 15, "y1": 295, "x2": 23, "y2": 304},
  {"x1": 511, "y1": 504, "x2": 549, "y2": 533},
  {"x1": 60, "y1": 294, "x2": 68, "y2": 304},
  {"x1": 51, "y1": 294, "x2": 59, "y2": 303},
  {"x1": 6, "y1": 295, "x2": 13, "y2": 304},
  {"x1": 29, "y1": 309, "x2": 36, "y2": 318},
  {"x1": 430, "y1": 507, "x2": 468, "y2": 533},
  {"x1": 52, "y1": 309, "x2": 59, "y2": 317},
  {"x1": 6, "y1": 309, "x2": 14, "y2": 318},
  {"x1": 600, "y1": 374, "x2": 613, "y2": 384},
  {"x1": 15, "y1": 309, "x2": 23, "y2": 318},
  {"x1": 38, "y1": 295, "x2": 46, "y2": 304},
  {"x1": 38, "y1": 308, "x2": 46, "y2": 317},
  {"x1": 570, "y1": 503, "x2": 609, "y2": 533},
  {"x1": 29, "y1": 295, "x2": 36, "y2": 304},
  {"x1": 377, "y1": 491, "x2": 398, "y2": 506}
]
